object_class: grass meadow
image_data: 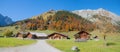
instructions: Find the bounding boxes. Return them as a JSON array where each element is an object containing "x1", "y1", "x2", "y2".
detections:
[
  {"x1": 0, "y1": 38, "x2": 36, "y2": 47},
  {"x1": 47, "y1": 31, "x2": 120, "y2": 52},
  {"x1": 0, "y1": 26, "x2": 37, "y2": 47},
  {"x1": 0, "y1": 26, "x2": 20, "y2": 36},
  {"x1": 0, "y1": 26, "x2": 120, "y2": 52},
  {"x1": 47, "y1": 39, "x2": 120, "y2": 52}
]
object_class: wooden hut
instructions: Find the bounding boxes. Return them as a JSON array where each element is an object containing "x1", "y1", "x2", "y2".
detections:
[
  {"x1": 48, "y1": 33, "x2": 70, "y2": 39},
  {"x1": 25, "y1": 32, "x2": 37, "y2": 39},
  {"x1": 15, "y1": 32, "x2": 28, "y2": 38},
  {"x1": 16, "y1": 32, "x2": 23, "y2": 38},
  {"x1": 16, "y1": 32, "x2": 47, "y2": 39},
  {"x1": 74, "y1": 31, "x2": 90, "y2": 40}
]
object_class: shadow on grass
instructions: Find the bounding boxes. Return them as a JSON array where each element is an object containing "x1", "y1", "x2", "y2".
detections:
[
  {"x1": 0, "y1": 36, "x2": 4, "y2": 38},
  {"x1": 106, "y1": 42, "x2": 116, "y2": 46}
]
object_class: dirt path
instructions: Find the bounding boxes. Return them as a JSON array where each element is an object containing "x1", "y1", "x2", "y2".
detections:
[{"x1": 0, "y1": 40, "x2": 61, "y2": 52}]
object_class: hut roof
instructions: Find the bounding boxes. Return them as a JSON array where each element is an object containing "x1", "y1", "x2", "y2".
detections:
[
  {"x1": 77, "y1": 31, "x2": 89, "y2": 35},
  {"x1": 30, "y1": 32, "x2": 47, "y2": 37},
  {"x1": 48, "y1": 32, "x2": 68, "y2": 37},
  {"x1": 74, "y1": 31, "x2": 90, "y2": 36}
]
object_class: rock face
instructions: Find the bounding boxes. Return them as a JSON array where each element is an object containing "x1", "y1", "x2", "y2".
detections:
[
  {"x1": 72, "y1": 8, "x2": 120, "y2": 24},
  {"x1": 0, "y1": 14, "x2": 13, "y2": 26},
  {"x1": 72, "y1": 8, "x2": 120, "y2": 32}
]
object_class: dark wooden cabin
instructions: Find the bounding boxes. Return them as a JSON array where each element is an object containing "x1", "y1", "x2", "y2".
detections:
[
  {"x1": 16, "y1": 32, "x2": 37, "y2": 39},
  {"x1": 16, "y1": 32, "x2": 28, "y2": 38},
  {"x1": 48, "y1": 33, "x2": 70, "y2": 39},
  {"x1": 25, "y1": 32, "x2": 37, "y2": 39},
  {"x1": 74, "y1": 31, "x2": 90, "y2": 40}
]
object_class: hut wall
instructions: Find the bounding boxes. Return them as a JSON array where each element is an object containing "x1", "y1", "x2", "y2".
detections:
[
  {"x1": 27, "y1": 34, "x2": 32, "y2": 39},
  {"x1": 79, "y1": 33, "x2": 89, "y2": 39},
  {"x1": 18, "y1": 34, "x2": 23, "y2": 38}
]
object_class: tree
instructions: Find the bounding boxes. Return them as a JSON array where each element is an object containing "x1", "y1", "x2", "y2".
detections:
[
  {"x1": 20, "y1": 23, "x2": 26, "y2": 32},
  {"x1": 15, "y1": 25, "x2": 19, "y2": 30},
  {"x1": 3, "y1": 29, "x2": 13, "y2": 38}
]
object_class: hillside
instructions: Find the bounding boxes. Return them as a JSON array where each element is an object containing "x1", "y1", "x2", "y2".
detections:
[
  {"x1": 14, "y1": 9, "x2": 119, "y2": 32},
  {"x1": 0, "y1": 14, "x2": 13, "y2": 26},
  {"x1": 72, "y1": 8, "x2": 120, "y2": 32},
  {"x1": 31, "y1": 9, "x2": 56, "y2": 20},
  {"x1": 15, "y1": 10, "x2": 94, "y2": 32}
]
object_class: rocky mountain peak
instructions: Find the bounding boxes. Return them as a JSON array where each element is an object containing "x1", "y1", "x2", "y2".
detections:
[
  {"x1": 72, "y1": 8, "x2": 120, "y2": 23},
  {"x1": 0, "y1": 13, "x2": 13, "y2": 26}
]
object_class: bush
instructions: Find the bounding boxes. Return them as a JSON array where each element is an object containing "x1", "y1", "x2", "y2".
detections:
[{"x1": 3, "y1": 29, "x2": 13, "y2": 37}]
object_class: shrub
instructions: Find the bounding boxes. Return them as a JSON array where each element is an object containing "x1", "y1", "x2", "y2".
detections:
[{"x1": 3, "y1": 29, "x2": 13, "y2": 37}]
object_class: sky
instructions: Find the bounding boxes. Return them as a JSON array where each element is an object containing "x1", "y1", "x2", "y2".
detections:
[{"x1": 0, "y1": 0, "x2": 120, "y2": 21}]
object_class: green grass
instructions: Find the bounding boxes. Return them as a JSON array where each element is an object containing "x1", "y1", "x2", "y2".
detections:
[
  {"x1": 0, "y1": 26, "x2": 20, "y2": 36},
  {"x1": 60, "y1": 31, "x2": 79, "y2": 38},
  {"x1": 1, "y1": 26, "x2": 120, "y2": 52},
  {"x1": 47, "y1": 39, "x2": 120, "y2": 52},
  {"x1": 0, "y1": 38, "x2": 36, "y2": 47},
  {"x1": 47, "y1": 31, "x2": 120, "y2": 52},
  {"x1": 0, "y1": 26, "x2": 36, "y2": 47}
]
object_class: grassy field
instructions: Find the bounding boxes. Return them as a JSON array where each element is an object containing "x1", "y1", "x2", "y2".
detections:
[
  {"x1": 0, "y1": 26, "x2": 20, "y2": 36},
  {"x1": 0, "y1": 26, "x2": 120, "y2": 52},
  {"x1": 0, "y1": 38, "x2": 36, "y2": 47},
  {"x1": 47, "y1": 31, "x2": 120, "y2": 52},
  {"x1": 47, "y1": 39, "x2": 120, "y2": 52},
  {"x1": 0, "y1": 26, "x2": 37, "y2": 47}
]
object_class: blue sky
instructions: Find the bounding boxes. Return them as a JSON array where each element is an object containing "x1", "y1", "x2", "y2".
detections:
[{"x1": 0, "y1": 0, "x2": 120, "y2": 21}]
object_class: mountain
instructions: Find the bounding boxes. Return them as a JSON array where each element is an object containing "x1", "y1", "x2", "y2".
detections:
[
  {"x1": 72, "y1": 8, "x2": 120, "y2": 24},
  {"x1": 72, "y1": 8, "x2": 119, "y2": 32},
  {"x1": 15, "y1": 9, "x2": 119, "y2": 32},
  {"x1": 0, "y1": 14, "x2": 13, "y2": 26}
]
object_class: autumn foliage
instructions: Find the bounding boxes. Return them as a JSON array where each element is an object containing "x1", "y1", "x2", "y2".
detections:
[{"x1": 15, "y1": 10, "x2": 115, "y2": 32}]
